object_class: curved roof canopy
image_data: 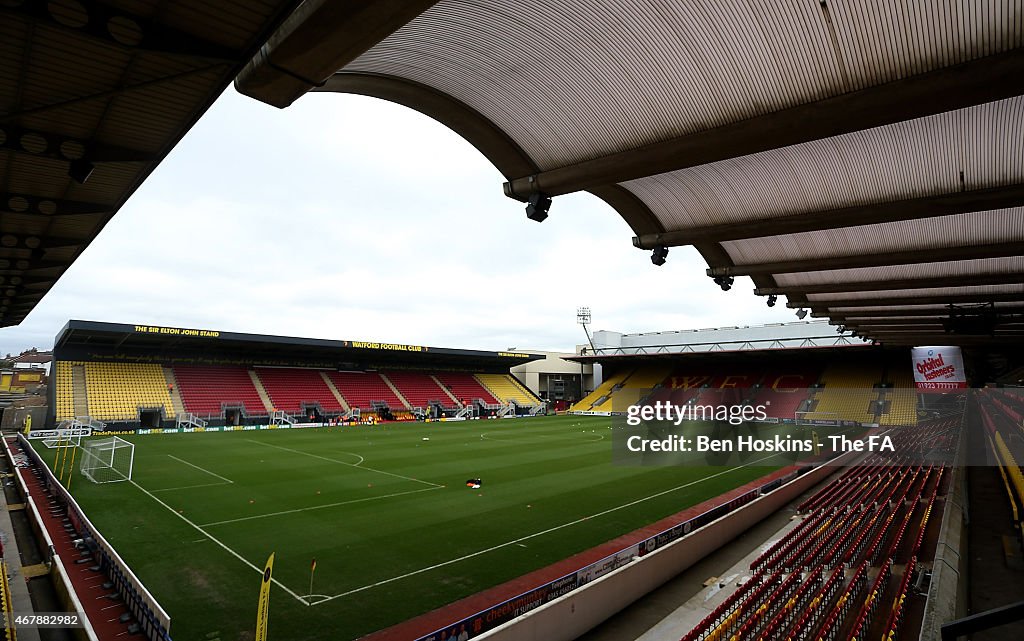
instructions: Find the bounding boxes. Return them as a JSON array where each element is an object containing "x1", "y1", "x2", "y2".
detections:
[
  {"x1": 237, "y1": 0, "x2": 1024, "y2": 346},
  {"x1": 0, "y1": 0, "x2": 301, "y2": 327}
]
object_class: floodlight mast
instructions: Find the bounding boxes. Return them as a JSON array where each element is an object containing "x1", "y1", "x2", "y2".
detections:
[{"x1": 577, "y1": 306, "x2": 595, "y2": 353}]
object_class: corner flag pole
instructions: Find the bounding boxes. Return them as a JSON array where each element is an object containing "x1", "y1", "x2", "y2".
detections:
[{"x1": 308, "y1": 558, "x2": 316, "y2": 601}]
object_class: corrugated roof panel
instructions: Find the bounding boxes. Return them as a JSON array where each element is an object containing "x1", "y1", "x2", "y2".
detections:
[
  {"x1": 775, "y1": 257, "x2": 1024, "y2": 287},
  {"x1": 622, "y1": 96, "x2": 1024, "y2": 231},
  {"x1": 724, "y1": 207, "x2": 1024, "y2": 265},
  {"x1": 807, "y1": 284, "x2": 1024, "y2": 301},
  {"x1": 347, "y1": 0, "x2": 850, "y2": 169}
]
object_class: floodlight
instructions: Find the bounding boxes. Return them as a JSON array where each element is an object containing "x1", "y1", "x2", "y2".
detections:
[
  {"x1": 795, "y1": 308, "x2": 808, "y2": 320},
  {"x1": 525, "y1": 193, "x2": 551, "y2": 222},
  {"x1": 767, "y1": 294, "x2": 777, "y2": 307},
  {"x1": 651, "y1": 246, "x2": 669, "y2": 266}
]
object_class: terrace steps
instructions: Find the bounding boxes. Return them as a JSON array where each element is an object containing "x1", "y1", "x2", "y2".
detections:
[
  {"x1": 319, "y1": 372, "x2": 351, "y2": 412},
  {"x1": 248, "y1": 370, "x2": 275, "y2": 414}
]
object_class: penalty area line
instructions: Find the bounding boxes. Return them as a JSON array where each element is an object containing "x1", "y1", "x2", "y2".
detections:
[
  {"x1": 245, "y1": 439, "x2": 441, "y2": 488},
  {"x1": 166, "y1": 454, "x2": 234, "y2": 484},
  {"x1": 310, "y1": 454, "x2": 777, "y2": 606},
  {"x1": 128, "y1": 480, "x2": 310, "y2": 606},
  {"x1": 198, "y1": 486, "x2": 443, "y2": 527}
]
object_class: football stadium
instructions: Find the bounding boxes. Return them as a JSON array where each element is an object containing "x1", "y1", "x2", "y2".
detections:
[{"x1": 1, "y1": 3, "x2": 1024, "y2": 641}]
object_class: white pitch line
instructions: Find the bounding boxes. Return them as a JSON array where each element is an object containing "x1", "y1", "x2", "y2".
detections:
[
  {"x1": 199, "y1": 486, "x2": 443, "y2": 527},
  {"x1": 167, "y1": 454, "x2": 234, "y2": 484},
  {"x1": 245, "y1": 439, "x2": 441, "y2": 488},
  {"x1": 311, "y1": 454, "x2": 778, "y2": 606},
  {"x1": 151, "y1": 481, "x2": 232, "y2": 493},
  {"x1": 128, "y1": 480, "x2": 309, "y2": 605}
]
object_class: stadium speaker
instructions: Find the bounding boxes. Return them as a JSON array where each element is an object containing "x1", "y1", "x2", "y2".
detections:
[
  {"x1": 651, "y1": 246, "x2": 669, "y2": 266},
  {"x1": 525, "y1": 193, "x2": 552, "y2": 222},
  {"x1": 68, "y1": 158, "x2": 95, "y2": 184},
  {"x1": 795, "y1": 308, "x2": 808, "y2": 319}
]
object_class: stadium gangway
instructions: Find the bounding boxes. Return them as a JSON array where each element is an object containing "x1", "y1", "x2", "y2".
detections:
[
  {"x1": 175, "y1": 412, "x2": 208, "y2": 430},
  {"x1": 269, "y1": 410, "x2": 296, "y2": 426},
  {"x1": 529, "y1": 402, "x2": 547, "y2": 416},
  {"x1": 454, "y1": 405, "x2": 474, "y2": 419},
  {"x1": 342, "y1": 407, "x2": 361, "y2": 421},
  {"x1": 497, "y1": 404, "x2": 516, "y2": 418}
]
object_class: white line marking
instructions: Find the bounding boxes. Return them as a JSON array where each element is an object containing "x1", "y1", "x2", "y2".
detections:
[
  {"x1": 245, "y1": 439, "x2": 441, "y2": 488},
  {"x1": 480, "y1": 431, "x2": 605, "y2": 443},
  {"x1": 151, "y1": 481, "x2": 232, "y2": 493},
  {"x1": 199, "y1": 486, "x2": 443, "y2": 527},
  {"x1": 128, "y1": 480, "x2": 309, "y2": 605},
  {"x1": 167, "y1": 454, "x2": 234, "y2": 484},
  {"x1": 311, "y1": 455, "x2": 776, "y2": 605}
]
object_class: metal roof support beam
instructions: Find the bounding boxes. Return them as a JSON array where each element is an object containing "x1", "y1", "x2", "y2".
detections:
[
  {"x1": 1, "y1": 0, "x2": 239, "y2": 62},
  {"x1": 791, "y1": 292, "x2": 1024, "y2": 309},
  {"x1": 707, "y1": 239, "x2": 1024, "y2": 277},
  {"x1": 504, "y1": 49, "x2": 1024, "y2": 200},
  {"x1": 640, "y1": 183, "x2": 1024, "y2": 250},
  {"x1": 756, "y1": 272, "x2": 1024, "y2": 296},
  {"x1": 831, "y1": 306, "x2": 1024, "y2": 321},
  {"x1": 236, "y1": 1, "x2": 440, "y2": 108},
  {"x1": 0, "y1": 258, "x2": 64, "y2": 272}
]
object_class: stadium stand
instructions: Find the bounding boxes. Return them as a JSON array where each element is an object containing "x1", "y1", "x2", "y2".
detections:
[
  {"x1": 810, "y1": 362, "x2": 883, "y2": 424},
  {"x1": 747, "y1": 369, "x2": 820, "y2": 419},
  {"x1": 681, "y1": 420, "x2": 954, "y2": 641},
  {"x1": 173, "y1": 366, "x2": 270, "y2": 418},
  {"x1": 54, "y1": 360, "x2": 75, "y2": 420},
  {"x1": 571, "y1": 369, "x2": 632, "y2": 411},
  {"x1": 326, "y1": 371, "x2": 408, "y2": 412},
  {"x1": 84, "y1": 362, "x2": 176, "y2": 422},
  {"x1": 590, "y1": 365, "x2": 673, "y2": 411},
  {"x1": 254, "y1": 368, "x2": 345, "y2": 416},
  {"x1": 476, "y1": 373, "x2": 541, "y2": 406},
  {"x1": 434, "y1": 372, "x2": 500, "y2": 406},
  {"x1": 881, "y1": 367, "x2": 919, "y2": 426},
  {"x1": 383, "y1": 371, "x2": 457, "y2": 409}
]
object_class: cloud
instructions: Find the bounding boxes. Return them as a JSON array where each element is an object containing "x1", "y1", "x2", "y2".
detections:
[{"x1": 0, "y1": 91, "x2": 795, "y2": 357}]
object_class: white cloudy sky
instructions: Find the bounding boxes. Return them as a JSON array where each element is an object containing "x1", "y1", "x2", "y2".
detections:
[{"x1": 0, "y1": 89, "x2": 796, "y2": 356}]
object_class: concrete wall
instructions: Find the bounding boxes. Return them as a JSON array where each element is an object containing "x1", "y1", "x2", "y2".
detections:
[
  {"x1": 919, "y1": 422, "x2": 969, "y2": 641},
  {"x1": 479, "y1": 461, "x2": 844, "y2": 641}
]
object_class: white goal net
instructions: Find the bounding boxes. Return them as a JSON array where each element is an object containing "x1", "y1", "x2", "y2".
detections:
[{"x1": 80, "y1": 437, "x2": 135, "y2": 484}]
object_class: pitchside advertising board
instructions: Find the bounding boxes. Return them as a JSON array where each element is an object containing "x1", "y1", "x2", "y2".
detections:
[{"x1": 912, "y1": 346, "x2": 968, "y2": 391}]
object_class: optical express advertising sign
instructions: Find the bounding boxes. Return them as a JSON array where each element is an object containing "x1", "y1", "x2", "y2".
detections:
[{"x1": 911, "y1": 346, "x2": 967, "y2": 391}]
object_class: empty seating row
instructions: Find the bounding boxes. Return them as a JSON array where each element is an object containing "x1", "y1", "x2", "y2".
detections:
[{"x1": 174, "y1": 365, "x2": 268, "y2": 416}]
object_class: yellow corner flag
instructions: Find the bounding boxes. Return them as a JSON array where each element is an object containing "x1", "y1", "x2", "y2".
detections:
[{"x1": 256, "y1": 552, "x2": 274, "y2": 641}]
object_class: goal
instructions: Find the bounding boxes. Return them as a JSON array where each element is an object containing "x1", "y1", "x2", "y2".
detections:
[{"x1": 80, "y1": 436, "x2": 135, "y2": 484}]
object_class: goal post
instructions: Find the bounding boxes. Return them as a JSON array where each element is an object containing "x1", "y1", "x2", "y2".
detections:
[{"x1": 80, "y1": 436, "x2": 135, "y2": 484}]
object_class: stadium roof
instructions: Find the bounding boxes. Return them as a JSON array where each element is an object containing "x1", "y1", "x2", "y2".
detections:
[
  {"x1": 0, "y1": 0, "x2": 302, "y2": 327},
  {"x1": 235, "y1": 1, "x2": 1024, "y2": 347},
  {"x1": 53, "y1": 319, "x2": 543, "y2": 370}
]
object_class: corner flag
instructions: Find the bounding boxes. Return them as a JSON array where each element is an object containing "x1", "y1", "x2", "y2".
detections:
[{"x1": 256, "y1": 552, "x2": 274, "y2": 641}]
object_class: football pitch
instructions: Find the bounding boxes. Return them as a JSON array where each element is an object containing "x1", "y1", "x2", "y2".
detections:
[{"x1": 34, "y1": 416, "x2": 777, "y2": 641}]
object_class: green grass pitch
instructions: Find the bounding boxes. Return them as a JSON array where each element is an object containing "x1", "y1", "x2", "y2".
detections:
[{"x1": 34, "y1": 416, "x2": 777, "y2": 641}]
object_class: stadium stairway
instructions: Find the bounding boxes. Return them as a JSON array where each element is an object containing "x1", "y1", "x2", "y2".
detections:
[
  {"x1": 162, "y1": 367, "x2": 186, "y2": 417},
  {"x1": 247, "y1": 370, "x2": 276, "y2": 414},
  {"x1": 378, "y1": 373, "x2": 414, "y2": 410},
  {"x1": 430, "y1": 375, "x2": 463, "y2": 406},
  {"x1": 71, "y1": 363, "x2": 88, "y2": 418},
  {"x1": 318, "y1": 372, "x2": 351, "y2": 412}
]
